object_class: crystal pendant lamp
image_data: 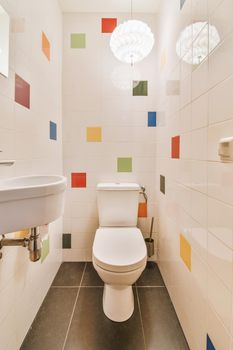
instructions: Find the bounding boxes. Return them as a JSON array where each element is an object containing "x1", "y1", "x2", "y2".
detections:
[{"x1": 110, "y1": 1, "x2": 154, "y2": 65}]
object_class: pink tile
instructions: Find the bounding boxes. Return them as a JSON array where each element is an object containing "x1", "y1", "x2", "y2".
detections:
[{"x1": 15, "y1": 74, "x2": 30, "y2": 109}]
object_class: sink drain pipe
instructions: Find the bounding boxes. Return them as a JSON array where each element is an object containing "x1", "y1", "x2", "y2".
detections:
[{"x1": 0, "y1": 227, "x2": 41, "y2": 262}]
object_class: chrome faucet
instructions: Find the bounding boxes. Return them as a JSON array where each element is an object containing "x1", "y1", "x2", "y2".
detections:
[{"x1": 0, "y1": 150, "x2": 15, "y2": 166}]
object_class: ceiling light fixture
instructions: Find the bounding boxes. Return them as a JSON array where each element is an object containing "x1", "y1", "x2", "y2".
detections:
[
  {"x1": 110, "y1": 0, "x2": 155, "y2": 65},
  {"x1": 176, "y1": 22, "x2": 220, "y2": 65}
]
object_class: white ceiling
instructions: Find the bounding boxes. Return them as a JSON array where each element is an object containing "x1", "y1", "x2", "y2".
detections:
[{"x1": 59, "y1": 0, "x2": 161, "y2": 13}]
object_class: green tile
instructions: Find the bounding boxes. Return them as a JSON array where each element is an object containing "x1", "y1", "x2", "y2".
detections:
[
  {"x1": 160, "y1": 175, "x2": 165, "y2": 194},
  {"x1": 117, "y1": 157, "x2": 132, "y2": 172},
  {"x1": 63, "y1": 233, "x2": 71, "y2": 249},
  {"x1": 71, "y1": 33, "x2": 86, "y2": 48},
  {"x1": 41, "y1": 236, "x2": 50, "y2": 263},
  {"x1": 133, "y1": 81, "x2": 148, "y2": 96}
]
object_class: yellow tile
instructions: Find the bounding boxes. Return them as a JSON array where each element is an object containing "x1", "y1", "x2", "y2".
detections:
[
  {"x1": 180, "y1": 234, "x2": 191, "y2": 271},
  {"x1": 86, "y1": 127, "x2": 102, "y2": 142},
  {"x1": 14, "y1": 229, "x2": 29, "y2": 239}
]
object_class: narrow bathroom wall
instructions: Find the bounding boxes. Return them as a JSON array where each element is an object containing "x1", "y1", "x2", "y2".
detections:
[
  {"x1": 0, "y1": 0, "x2": 63, "y2": 348},
  {"x1": 62, "y1": 13, "x2": 159, "y2": 261},
  {"x1": 156, "y1": 0, "x2": 233, "y2": 349}
]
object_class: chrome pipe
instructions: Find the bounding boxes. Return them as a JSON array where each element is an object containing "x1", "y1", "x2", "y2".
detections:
[{"x1": 0, "y1": 227, "x2": 41, "y2": 262}]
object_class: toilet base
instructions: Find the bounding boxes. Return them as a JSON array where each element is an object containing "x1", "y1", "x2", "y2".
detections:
[{"x1": 103, "y1": 284, "x2": 134, "y2": 322}]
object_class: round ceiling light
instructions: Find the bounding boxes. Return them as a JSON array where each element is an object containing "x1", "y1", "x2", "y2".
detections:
[
  {"x1": 176, "y1": 22, "x2": 220, "y2": 65},
  {"x1": 110, "y1": 19, "x2": 155, "y2": 65}
]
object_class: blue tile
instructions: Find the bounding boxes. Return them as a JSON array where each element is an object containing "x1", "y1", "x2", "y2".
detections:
[
  {"x1": 148, "y1": 112, "x2": 157, "y2": 127},
  {"x1": 50, "y1": 121, "x2": 57, "y2": 140},
  {"x1": 207, "y1": 335, "x2": 216, "y2": 350}
]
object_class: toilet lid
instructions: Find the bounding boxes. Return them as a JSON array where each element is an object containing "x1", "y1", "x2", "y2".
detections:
[{"x1": 93, "y1": 227, "x2": 147, "y2": 273}]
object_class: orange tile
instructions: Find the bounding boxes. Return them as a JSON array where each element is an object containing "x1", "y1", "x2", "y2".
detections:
[
  {"x1": 42, "y1": 32, "x2": 50, "y2": 61},
  {"x1": 180, "y1": 234, "x2": 191, "y2": 271},
  {"x1": 138, "y1": 203, "x2": 147, "y2": 218},
  {"x1": 102, "y1": 18, "x2": 117, "y2": 33}
]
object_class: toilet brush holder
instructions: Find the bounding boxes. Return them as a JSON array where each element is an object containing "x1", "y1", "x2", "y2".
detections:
[
  {"x1": 145, "y1": 217, "x2": 155, "y2": 258},
  {"x1": 145, "y1": 238, "x2": 154, "y2": 257}
]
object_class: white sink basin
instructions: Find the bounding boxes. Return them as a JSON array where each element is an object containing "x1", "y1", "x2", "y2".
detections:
[{"x1": 0, "y1": 175, "x2": 67, "y2": 234}]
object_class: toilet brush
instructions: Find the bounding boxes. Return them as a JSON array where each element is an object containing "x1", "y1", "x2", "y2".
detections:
[{"x1": 145, "y1": 217, "x2": 154, "y2": 257}]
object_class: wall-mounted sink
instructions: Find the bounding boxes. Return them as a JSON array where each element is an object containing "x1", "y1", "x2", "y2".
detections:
[{"x1": 0, "y1": 175, "x2": 67, "y2": 234}]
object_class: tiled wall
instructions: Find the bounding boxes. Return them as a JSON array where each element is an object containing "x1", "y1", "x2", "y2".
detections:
[
  {"x1": 62, "y1": 13, "x2": 159, "y2": 261},
  {"x1": 156, "y1": 0, "x2": 233, "y2": 349},
  {"x1": 0, "y1": 0, "x2": 62, "y2": 348}
]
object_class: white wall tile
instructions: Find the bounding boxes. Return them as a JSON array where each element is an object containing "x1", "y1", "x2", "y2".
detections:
[
  {"x1": 208, "y1": 197, "x2": 233, "y2": 249},
  {"x1": 191, "y1": 93, "x2": 208, "y2": 130},
  {"x1": 0, "y1": 0, "x2": 63, "y2": 347},
  {"x1": 207, "y1": 232, "x2": 233, "y2": 291},
  {"x1": 207, "y1": 267, "x2": 232, "y2": 330},
  {"x1": 157, "y1": 0, "x2": 233, "y2": 347}
]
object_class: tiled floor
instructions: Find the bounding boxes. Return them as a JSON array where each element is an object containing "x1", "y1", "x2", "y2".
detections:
[{"x1": 21, "y1": 262, "x2": 189, "y2": 350}]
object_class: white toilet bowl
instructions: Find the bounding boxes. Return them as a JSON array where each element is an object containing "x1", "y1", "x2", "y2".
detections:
[{"x1": 93, "y1": 227, "x2": 147, "y2": 322}]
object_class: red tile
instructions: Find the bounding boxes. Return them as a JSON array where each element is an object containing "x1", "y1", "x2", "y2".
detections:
[
  {"x1": 102, "y1": 18, "x2": 117, "y2": 33},
  {"x1": 171, "y1": 136, "x2": 180, "y2": 159},
  {"x1": 71, "y1": 173, "x2": 86, "y2": 188},
  {"x1": 15, "y1": 74, "x2": 30, "y2": 109}
]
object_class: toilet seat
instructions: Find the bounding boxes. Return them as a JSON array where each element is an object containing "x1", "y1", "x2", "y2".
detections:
[{"x1": 93, "y1": 227, "x2": 147, "y2": 273}]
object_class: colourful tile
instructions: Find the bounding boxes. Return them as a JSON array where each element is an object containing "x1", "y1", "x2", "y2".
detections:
[
  {"x1": 86, "y1": 127, "x2": 102, "y2": 142},
  {"x1": 160, "y1": 175, "x2": 165, "y2": 194},
  {"x1": 207, "y1": 335, "x2": 216, "y2": 350},
  {"x1": 133, "y1": 81, "x2": 148, "y2": 96},
  {"x1": 71, "y1": 33, "x2": 86, "y2": 48},
  {"x1": 180, "y1": 234, "x2": 191, "y2": 271},
  {"x1": 138, "y1": 203, "x2": 147, "y2": 218},
  {"x1": 42, "y1": 32, "x2": 50, "y2": 61},
  {"x1": 171, "y1": 135, "x2": 180, "y2": 159},
  {"x1": 71, "y1": 173, "x2": 86, "y2": 188},
  {"x1": 166, "y1": 80, "x2": 180, "y2": 95},
  {"x1": 50, "y1": 121, "x2": 57, "y2": 140},
  {"x1": 148, "y1": 112, "x2": 157, "y2": 127},
  {"x1": 41, "y1": 235, "x2": 50, "y2": 263},
  {"x1": 102, "y1": 18, "x2": 117, "y2": 33},
  {"x1": 14, "y1": 230, "x2": 29, "y2": 239},
  {"x1": 15, "y1": 74, "x2": 30, "y2": 109},
  {"x1": 63, "y1": 233, "x2": 71, "y2": 249},
  {"x1": 117, "y1": 158, "x2": 132, "y2": 172}
]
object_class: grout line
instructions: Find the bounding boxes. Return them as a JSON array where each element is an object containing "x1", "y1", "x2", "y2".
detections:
[
  {"x1": 51, "y1": 285, "x2": 104, "y2": 289},
  {"x1": 135, "y1": 286, "x2": 147, "y2": 350},
  {"x1": 136, "y1": 285, "x2": 165, "y2": 288},
  {"x1": 77, "y1": 285, "x2": 104, "y2": 288},
  {"x1": 51, "y1": 286, "x2": 81, "y2": 289},
  {"x1": 61, "y1": 262, "x2": 87, "y2": 350}
]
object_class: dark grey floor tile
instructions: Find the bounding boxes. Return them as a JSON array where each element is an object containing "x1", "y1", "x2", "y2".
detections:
[
  {"x1": 82, "y1": 262, "x2": 104, "y2": 286},
  {"x1": 137, "y1": 261, "x2": 165, "y2": 286},
  {"x1": 138, "y1": 288, "x2": 189, "y2": 350},
  {"x1": 20, "y1": 288, "x2": 78, "y2": 350},
  {"x1": 64, "y1": 287, "x2": 145, "y2": 350},
  {"x1": 52, "y1": 262, "x2": 85, "y2": 286}
]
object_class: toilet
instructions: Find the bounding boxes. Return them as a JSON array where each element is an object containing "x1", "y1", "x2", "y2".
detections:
[{"x1": 92, "y1": 182, "x2": 147, "y2": 322}]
